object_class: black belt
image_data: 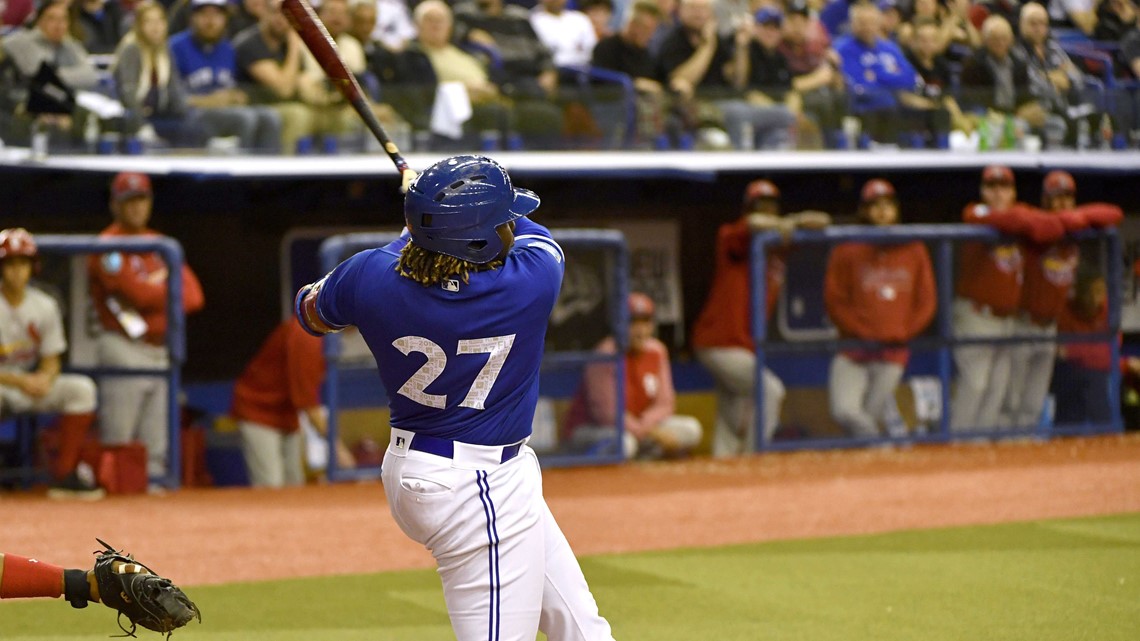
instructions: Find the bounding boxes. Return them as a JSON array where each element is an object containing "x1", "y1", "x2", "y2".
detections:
[{"x1": 408, "y1": 432, "x2": 523, "y2": 464}]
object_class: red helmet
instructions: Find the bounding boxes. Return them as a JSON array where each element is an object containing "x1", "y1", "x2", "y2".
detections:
[
  {"x1": 1043, "y1": 170, "x2": 1076, "y2": 198},
  {"x1": 743, "y1": 179, "x2": 780, "y2": 212},
  {"x1": 628, "y1": 292, "x2": 656, "y2": 320},
  {"x1": 860, "y1": 178, "x2": 896, "y2": 203},
  {"x1": 0, "y1": 228, "x2": 38, "y2": 262}
]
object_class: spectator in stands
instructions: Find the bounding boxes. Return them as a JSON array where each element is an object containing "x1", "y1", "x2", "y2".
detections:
[
  {"x1": 411, "y1": 0, "x2": 512, "y2": 149},
  {"x1": 897, "y1": 0, "x2": 981, "y2": 54},
  {"x1": 834, "y1": 0, "x2": 921, "y2": 146},
  {"x1": 371, "y1": 0, "x2": 416, "y2": 52},
  {"x1": 647, "y1": 0, "x2": 678, "y2": 56},
  {"x1": 960, "y1": 15, "x2": 1060, "y2": 146},
  {"x1": 903, "y1": 19, "x2": 969, "y2": 144},
  {"x1": 820, "y1": 0, "x2": 855, "y2": 37},
  {"x1": 1094, "y1": 0, "x2": 1137, "y2": 41},
  {"x1": 1002, "y1": 170, "x2": 1122, "y2": 428},
  {"x1": 169, "y1": 0, "x2": 283, "y2": 154},
  {"x1": 692, "y1": 179, "x2": 831, "y2": 456},
  {"x1": 231, "y1": 320, "x2": 355, "y2": 488},
  {"x1": 563, "y1": 293, "x2": 703, "y2": 460},
  {"x1": 1, "y1": 0, "x2": 100, "y2": 146},
  {"x1": 354, "y1": 0, "x2": 436, "y2": 137},
  {"x1": 779, "y1": 0, "x2": 848, "y2": 147},
  {"x1": 1047, "y1": 0, "x2": 1098, "y2": 35},
  {"x1": 591, "y1": 0, "x2": 678, "y2": 147},
  {"x1": 70, "y1": 0, "x2": 128, "y2": 55},
  {"x1": 968, "y1": 0, "x2": 1025, "y2": 35},
  {"x1": 950, "y1": 165, "x2": 1065, "y2": 432},
  {"x1": 878, "y1": 0, "x2": 903, "y2": 40},
  {"x1": 531, "y1": 0, "x2": 598, "y2": 68},
  {"x1": 823, "y1": 180, "x2": 937, "y2": 439},
  {"x1": 227, "y1": 0, "x2": 266, "y2": 37},
  {"x1": 714, "y1": 0, "x2": 752, "y2": 38},
  {"x1": 235, "y1": 0, "x2": 387, "y2": 153},
  {"x1": 656, "y1": 0, "x2": 796, "y2": 149},
  {"x1": 87, "y1": 172, "x2": 205, "y2": 489},
  {"x1": 113, "y1": 1, "x2": 207, "y2": 149},
  {"x1": 452, "y1": 0, "x2": 566, "y2": 149},
  {"x1": 1019, "y1": 2, "x2": 1091, "y2": 147},
  {"x1": 580, "y1": 0, "x2": 617, "y2": 40},
  {"x1": 748, "y1": 6, "x2": 824, "y2": 148},
  {"x1": 0, "y1": 228, "x2": 103, "y2": 500}
]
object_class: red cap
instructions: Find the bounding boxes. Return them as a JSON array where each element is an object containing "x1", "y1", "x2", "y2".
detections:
[
  {"x1": 628, "y1": 292, "x2": 655, "y2": 320},
  {"x1": 1043, "y1": 170, "x2": 1076, "y2": 197},
  {"x1": 860, "y1": 178, "x2": 895, "y2": 203},
  {"x1": 0, "y1": 228, "x2": 38, "y2": 261},
  {"x1": 743, "y1": 179, "x2": 780, "y2": 208},
  {"x1": 111, "y1": 172, "x2": 152, "y2": 202},
  {"x1": 982, "y1": 165, "x2": 1014, "y2": 185}
]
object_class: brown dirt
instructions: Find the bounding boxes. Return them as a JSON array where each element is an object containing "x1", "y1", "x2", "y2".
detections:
[{"x1": 2, "y1": 434, "x2": 1139, "y2": 587}]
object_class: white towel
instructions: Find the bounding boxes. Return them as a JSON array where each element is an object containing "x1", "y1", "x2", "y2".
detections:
[{"x1": 430, "y1": 81, "x2": 473, "y2": 140}]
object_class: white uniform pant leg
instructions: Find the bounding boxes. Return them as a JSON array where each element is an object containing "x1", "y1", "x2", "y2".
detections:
[
  {"x1": 950, "y1": 300, "x2": 1012, "y2": 431},
  {"x1": 828, "y1": 354, "x2": 877, "y2": 438},
  {"x1": 697, "y1": 347, "x2": 784, "y2": 455},
  {"x1": 651, "y1": 415, "x2": 703, "y2": 451},
  {"x1": 538, "y1": 499, "x2": 615, "y2": 641},
  {"x1": 1005, "y1": 319, "x2": 1057, "y2": 428},
  {"x1": 864, "y1": 361, "x2": 905, "y2": 432},
  {"x1": 96, "y1": 333, "x2": 170, "y2": 477},
  {"x1": 239, "y1": 420, "x2": 287, "y2": 487},
  {"x1": 384, "y1": 447, "x2": 554, "y2": 641}
]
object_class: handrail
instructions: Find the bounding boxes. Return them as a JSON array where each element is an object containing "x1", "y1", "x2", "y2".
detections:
[
  {"x1": 749, "y1": 224, "x2": 1122, "y2": 451},
  {"x1": 35, "y1": 234, "x2": 186, "y2": 489}
]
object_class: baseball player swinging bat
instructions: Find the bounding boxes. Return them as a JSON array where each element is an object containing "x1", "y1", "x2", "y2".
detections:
[{"x1": 279, "y1": 0, "x2": 417, "y2": 192}]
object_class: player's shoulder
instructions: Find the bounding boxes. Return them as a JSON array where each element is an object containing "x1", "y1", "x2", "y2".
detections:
[{"x1": 23, "y1": 286, "x2": 62, "y2": 312}]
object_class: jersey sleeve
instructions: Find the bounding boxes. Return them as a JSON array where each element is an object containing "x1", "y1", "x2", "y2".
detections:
[
  {"x1": 511, "y1": 218, "x2": 566, "y2": 281},
  {"x1": 313, "y1": 250, "x2": 374, "y2": 330},
  {"x1": 37, "y1": 293, "x2": 67, "y2": 358}
]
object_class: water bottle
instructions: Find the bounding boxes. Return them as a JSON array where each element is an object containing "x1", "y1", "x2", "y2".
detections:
[
  {"x1": 84, "y1": 114, "x2": 99, "y2": 154},
  {"x1": 739, "y1": 121, "x2": 754, "y2": 151},
  {"x1": 30, "y1": 120, "x2": 49, "y2": 160},
  {"x1": 977, "y1": 118, "x2": 992, "y2": 151},
  {"x1": 1076, "y1": 117, "x2": 1090, "y2": 151},
  {"x1": 1098, "y1": 113, "x2": 1114, "y2": 150}
]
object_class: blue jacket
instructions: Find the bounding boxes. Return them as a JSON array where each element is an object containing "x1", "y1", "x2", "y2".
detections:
[{"x1": 834, "y1": 34, "x2": 918, "y2": 111}]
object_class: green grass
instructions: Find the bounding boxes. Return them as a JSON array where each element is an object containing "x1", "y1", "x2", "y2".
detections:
[{"x1": 3, "y1": 513, "x2": 1138, "y2": 640}]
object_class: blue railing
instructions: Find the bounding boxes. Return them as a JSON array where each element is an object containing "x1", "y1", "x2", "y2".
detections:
[
  {"x1": 35, "y1": 235, "x2": 186, "y2": 489},
  {"x1": 316, "y1": 229, "x2": 630, "y2": 480},
  {"x1": 750, "y1": 224, "x2": 1123, "y2": 451}
]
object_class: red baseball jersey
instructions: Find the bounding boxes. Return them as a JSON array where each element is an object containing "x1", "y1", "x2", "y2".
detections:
[{"x1": 231, "y1": 321, "x2": 325, "y2": 432}]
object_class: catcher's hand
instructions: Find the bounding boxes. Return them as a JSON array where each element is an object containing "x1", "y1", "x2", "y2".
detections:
[{"x1": 91, "y1": 538, "x2": 201, "y2": 639}]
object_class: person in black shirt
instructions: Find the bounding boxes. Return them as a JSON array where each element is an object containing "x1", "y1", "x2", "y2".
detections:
[
  {"x1": 902, "y1": 19, "x2": 963, "y2": 146},
  {"x1": 746, "y1": 6, "x2": 823, "y2": 147}
]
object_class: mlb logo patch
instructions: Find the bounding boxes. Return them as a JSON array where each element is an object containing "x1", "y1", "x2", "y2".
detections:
[
  {"x1": 395, "y1": 436, "x2": 405, "y2": 448},
  {"x1": 442, "y1": 279, "x2": 459, "y2": 292}
]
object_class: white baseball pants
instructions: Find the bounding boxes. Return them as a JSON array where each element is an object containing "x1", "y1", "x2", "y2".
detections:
[
  {"x1": 695, "y1": 347, "x2": 785, "y2": 456},
  {"x1": 1002, "y1": 316, "x2": 1057, "y2": 429},
  {"x1": 827, "y1": 354, "x2": 904, "y2": 438},
  {"x1": 950, "y1": 298, "x2": 1014, "y2": 432},
  {"x1": 96, "y1": 332, "x2": 169, "y2": 478},
  {"x1": 382, "y1": 430, "x2": 614, "y2": 641}
]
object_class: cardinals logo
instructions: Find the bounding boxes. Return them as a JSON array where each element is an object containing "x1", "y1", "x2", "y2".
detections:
[
  {"x1": 1042, "y1": 250, "x2": 1078, "y2": 286},
  {"x1": 990, "y1": 245, "x2": 1023, "y2": 274}
]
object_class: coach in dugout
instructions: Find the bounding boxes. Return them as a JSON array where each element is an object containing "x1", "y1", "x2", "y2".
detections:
[
  {"x1": 823, "y1": 179, "x2": 936, "y2": 439},
  {"x1": 563, "y1": 292, "x2": 703, "y2": 460},
  {"x1": 950, "y1": 165, "x2": 1064, "y2": 432},
  {"x1": 1001, "y1": 170, "x2": 1122, "y2": 429}
]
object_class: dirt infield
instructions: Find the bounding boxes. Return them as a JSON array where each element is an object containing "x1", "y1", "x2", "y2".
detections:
[{"x1": 2, "y1": 434, "x2": 1139, "y2": 587}]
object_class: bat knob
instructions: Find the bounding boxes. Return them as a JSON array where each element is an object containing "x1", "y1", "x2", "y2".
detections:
[{"x1": 400, "y1": 169, "x2": 419, "y2": 194}]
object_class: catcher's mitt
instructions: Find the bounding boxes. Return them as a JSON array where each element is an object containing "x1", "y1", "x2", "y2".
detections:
[{"x1": 91, "y1": 538, "x2": 201, "y2": 639}]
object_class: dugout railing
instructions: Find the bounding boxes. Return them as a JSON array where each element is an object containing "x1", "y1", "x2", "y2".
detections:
[
  {"x1": 749, "y1": 225, "x2": 1124, "y2": 452},
  {"x1": 0, "y1": 235, "x2": 186, "y2": 489},
  {"x1": 317, "y1": 229, "x2": 630, "y2": 482}
]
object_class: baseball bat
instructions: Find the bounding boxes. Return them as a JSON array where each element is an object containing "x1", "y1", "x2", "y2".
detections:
[{"x1": 280, "y1": 0, "x2": 416, "y2": 190}]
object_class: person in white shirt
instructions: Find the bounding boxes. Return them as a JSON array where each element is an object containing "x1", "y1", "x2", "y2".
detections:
[
  {"x1": 370, "y1": 0, "x2": 416, "y2": 51},
  {"x1": 530, "y1": 0, "x2": 598, "y2": 67}
]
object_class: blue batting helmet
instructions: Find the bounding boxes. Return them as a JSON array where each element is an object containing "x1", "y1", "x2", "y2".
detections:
[{"x1": 404, "y1": 155, "x2": 540, "y2": 264}]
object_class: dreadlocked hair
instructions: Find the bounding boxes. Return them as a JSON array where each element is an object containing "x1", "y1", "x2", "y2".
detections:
[{"x1": 397, "y1": 242, "x2": 504, "y2": 287}]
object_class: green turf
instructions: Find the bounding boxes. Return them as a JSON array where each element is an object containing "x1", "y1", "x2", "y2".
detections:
[{"x1": 3, "y1": 513, "x2": 1137, "y2": 640}]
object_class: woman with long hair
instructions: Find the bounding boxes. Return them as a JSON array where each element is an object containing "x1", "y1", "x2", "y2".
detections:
[{"x1": 112, "y1": 0, "x2": 204, "y2": 147}]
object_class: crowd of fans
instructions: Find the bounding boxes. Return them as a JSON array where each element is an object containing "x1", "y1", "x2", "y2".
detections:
[{"x1": 2, "y1": 0, "x2": 1139, "y2": 153}]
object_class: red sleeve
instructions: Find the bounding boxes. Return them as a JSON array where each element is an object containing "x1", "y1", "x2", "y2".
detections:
[
  {"x1": 907, "y1": 244, "x2": 938, "y2": 339},
  {"x1": 91, "y1": 255, "x2": 168, "y2": 310},
  {"x1": 181, "y1": 264, "x2": 205, "y2": 314},
  {"x1": 963, "y1": 203, "x2": 1066, "y2": 244},
  {"x1": 824, "y1": 245, "x2": 875, "y2": 338},
  {"x1": 285, "y1": 323, "x2": 324, "y2": 411},
  {"x1": 719, "y1": 220, "x2": 751, "y2": 263},
  {"x1": 1075, "y1": 203, "x2": 1124, "y2": 228}
]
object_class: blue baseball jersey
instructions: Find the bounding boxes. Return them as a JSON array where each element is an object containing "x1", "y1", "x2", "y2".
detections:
[
  {"x1": 169, "y1": 30, "x2": 239, "y2": 95},
  {"x1": 315, "y1": 217, "x2": 564, "y2": 445}
]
